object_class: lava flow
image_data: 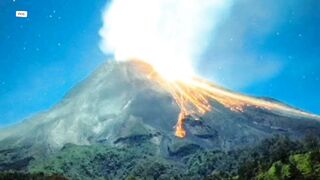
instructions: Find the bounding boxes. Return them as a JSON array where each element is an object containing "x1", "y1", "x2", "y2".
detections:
[
  {"x1": 153, "y1": 77, "x2": 248, "y2": 138},
  {"x1": 133, "y1": 60, "x2": 320, "y2": 138}
]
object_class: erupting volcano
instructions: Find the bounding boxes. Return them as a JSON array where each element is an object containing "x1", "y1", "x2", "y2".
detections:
[
  {"x1": 1, "y1": 0, "x2": 320, "y2": 178},
  {"x1": 97, "y1": 0, "x2": 319, "y2": 139}
]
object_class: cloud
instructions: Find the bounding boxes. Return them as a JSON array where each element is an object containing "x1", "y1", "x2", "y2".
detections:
[
  {"x1": 99, "y1": 0, "x2": 290, "y2": 88},
  {"x1": 99, "y1": 0, "x2": 234, "y2": 80}
]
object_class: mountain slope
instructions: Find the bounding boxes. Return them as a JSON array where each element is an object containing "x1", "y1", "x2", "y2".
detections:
[{"x1": 0, "y1": 60, "x2": 320, "y2": 177}]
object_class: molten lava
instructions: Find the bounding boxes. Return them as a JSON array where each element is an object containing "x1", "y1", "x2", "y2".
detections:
[
  {"x1": 133, "y1": 60, "x2": 319, "y2": 138},
  {"x1": 154, "y1": 77, "x2": 247, "y2": 138}
]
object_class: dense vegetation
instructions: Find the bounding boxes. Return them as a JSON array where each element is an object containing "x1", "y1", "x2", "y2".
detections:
[
  {"x1": 1, "y1": 135, "x2": 320, "y2": 179},
  {"x1": 238, "y1": 134, "x2": 320, "y2": 180}
]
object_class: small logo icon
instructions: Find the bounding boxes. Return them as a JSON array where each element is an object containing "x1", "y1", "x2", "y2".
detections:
[{"x1": 16, "y1": 11, "x2": 28, "y2": 18}]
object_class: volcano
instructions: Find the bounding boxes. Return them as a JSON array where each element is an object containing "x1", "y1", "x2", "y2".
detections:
[{"x1": 1, "y1": 60, "x2": 320, "y2": 179}]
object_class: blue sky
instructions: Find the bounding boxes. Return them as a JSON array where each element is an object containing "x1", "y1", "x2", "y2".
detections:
[{"x1": 0, "y1": 0, "x2": 319, "y2": 126}]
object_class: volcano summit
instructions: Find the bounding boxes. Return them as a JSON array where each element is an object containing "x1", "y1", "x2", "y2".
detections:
[{"x1": 0, "y1": 61, "x2": 320, "y2": 179}]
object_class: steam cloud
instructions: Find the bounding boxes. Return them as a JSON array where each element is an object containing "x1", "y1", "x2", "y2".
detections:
[{"x1": 99, "y1": 0, "x2": 234, "y2": 80}]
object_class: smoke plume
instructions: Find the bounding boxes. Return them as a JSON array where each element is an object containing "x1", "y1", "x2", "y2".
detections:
[{"x1": 99, "y1": 0, "x2": 233, "y2": 80}]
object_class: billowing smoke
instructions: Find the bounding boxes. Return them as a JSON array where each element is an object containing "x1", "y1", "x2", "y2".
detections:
[{"x1": 99, "y1": 0, "x2": 233, "y2": 81}]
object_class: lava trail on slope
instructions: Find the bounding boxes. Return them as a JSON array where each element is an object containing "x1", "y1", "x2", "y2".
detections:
[{"x1": 132, "y1": 60, "x2": 320, "y2": 138}]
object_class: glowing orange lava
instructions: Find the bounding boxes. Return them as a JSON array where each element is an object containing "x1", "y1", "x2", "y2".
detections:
[
  {"x1": 132, "y1": 60, "x2": 320, "y2": 138},
  {"x1": 155, "y1": 78, "x2": 246, "y2": 138}
]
